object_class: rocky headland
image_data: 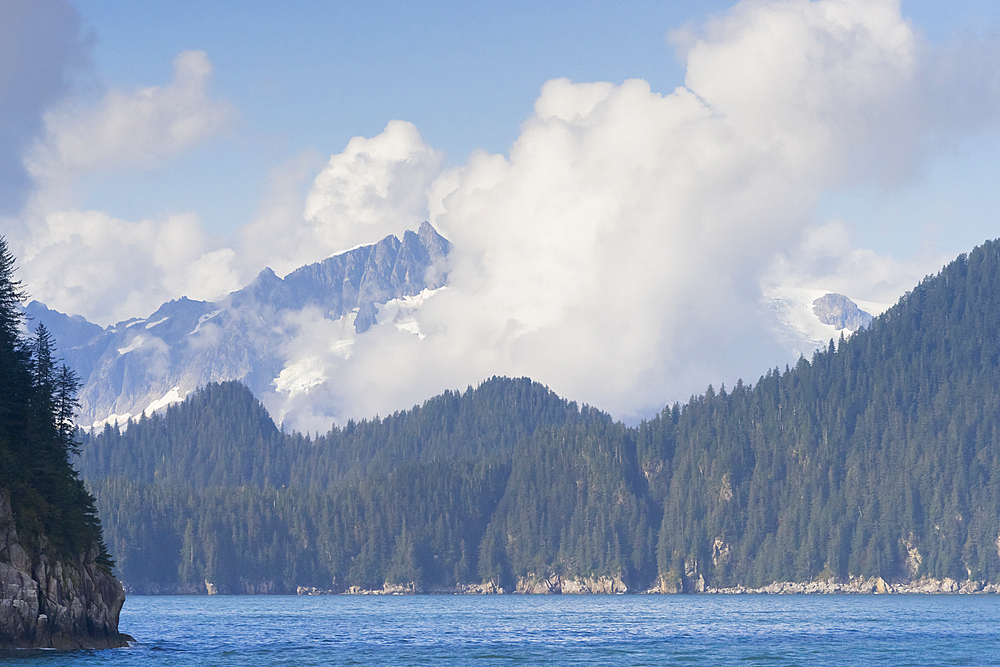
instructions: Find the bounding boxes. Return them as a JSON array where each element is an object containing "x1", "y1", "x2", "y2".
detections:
[{"x1": 0, "y1": 493, "x2": 132, "y2": 649}]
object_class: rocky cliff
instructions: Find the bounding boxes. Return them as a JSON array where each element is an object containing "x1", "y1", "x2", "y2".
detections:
[{"x1": 0, "y1": 493, "x2": 131, "y2": 649}]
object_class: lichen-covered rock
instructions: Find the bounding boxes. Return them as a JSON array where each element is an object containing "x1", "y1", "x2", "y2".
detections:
[{"x1": 0, "y1": 493, "x2": 131, "y2": 649}]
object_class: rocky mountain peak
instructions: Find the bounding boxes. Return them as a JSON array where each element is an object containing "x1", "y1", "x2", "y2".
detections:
[{"x1": 812, "y1": 293, "x2": 873, "y2": 332}]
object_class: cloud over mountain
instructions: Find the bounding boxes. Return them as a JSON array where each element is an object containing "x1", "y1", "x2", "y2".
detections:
[
  {"x1": 8, "y1": 0, "x2": 1000, "y2": 428},
  {"x1": 299, "y1": 0, "x2": 972, "y2": 423}
]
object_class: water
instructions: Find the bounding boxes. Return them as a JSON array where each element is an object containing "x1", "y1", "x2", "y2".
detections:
[{"x1": 3, "y1": 594, "x2": 1000, "y2": 665}]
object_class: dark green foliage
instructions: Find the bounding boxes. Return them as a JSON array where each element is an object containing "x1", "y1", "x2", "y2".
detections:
[
  {"x1": 0, "y1": 237, "x2": 111, "y2": 568},
  {"x1": 79, "y1": 238, "x2": 1000, "y2": 592},
  {"x1": 80, "y1": 377, "x2": 592, "y2": 592},
  {"x1": 649, "y1": 240, "x2": 1000, "y2": 589}
]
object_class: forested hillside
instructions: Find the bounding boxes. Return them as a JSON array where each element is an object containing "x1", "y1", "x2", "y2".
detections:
[
  {"x1": 80, "y1": 239, "x2": 1000, "y2": 593},
  {"x1": 0, "y1": 237, "x2": 127, "y2": 648},
  {"x1": 0, "y1": 239, "x2": 110, "y2": 568}
]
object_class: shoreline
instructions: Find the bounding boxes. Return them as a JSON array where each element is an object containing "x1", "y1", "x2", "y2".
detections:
[{"x1": 121, "y1": 575, "x2": 1000, "y2": 596}]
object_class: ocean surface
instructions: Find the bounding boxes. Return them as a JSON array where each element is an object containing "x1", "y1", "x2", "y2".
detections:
[{"x1": 3, "y1": 594, "x2": 1000, "y2": 665}]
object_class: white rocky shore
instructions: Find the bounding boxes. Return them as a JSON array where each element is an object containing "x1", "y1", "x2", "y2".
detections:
[
  {"x1": 297, "y1": 574, "x2": 630, "y2": 595},
  {"x1": 700, "y1": 576, "x2": 999, "y2": 595},
  {"x1": 295, "y1": 574, "x2": 1000, "y2": 596}
]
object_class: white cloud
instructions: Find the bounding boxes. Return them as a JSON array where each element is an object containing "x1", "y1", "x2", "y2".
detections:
[
  {"x1": 308, "y1": 0, "x2": 924, "y2": 421},
  {"x1": 237, "y1": 121, "x2": 442, "y2": 280},
  {"x1": 764, "y1": 220, "x2": 951, "y2": 308},
  {"x1": 28, "y1": 50, "x2": 233, "y2": 184},
  {"x1": 16, "y1": 209, "x2": 240, "y2": 325},
  {"x1": 300, "y1": 121, "x2": 443, "y2": 253},
  {"x1": 273, "y1": 0, "x2": 1000, "y2": 428},
  {"x1": 10, "y1": 0, "x2": 1000, "y2": 428},
  {"x1": 7, "y1": 49, "x2": 239, "y2": 325}
]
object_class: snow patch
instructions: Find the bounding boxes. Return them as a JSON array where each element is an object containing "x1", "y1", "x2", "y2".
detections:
[
  {"x1": 145, "y1": 316, "x2": 170, "y2": 329},
  {"x1": 117, "y1": 335, "x2": 145, "y2": 355},
  {"x1": 766, "y1": 287, "x2": 844, "y2": 356},
  {"x1": 90, "y1": 412, "x2": 132, "y2": 431},
  {"x1": 394, "y1": 318, "x2": 424, "y2": 339},
  {"x1": 273, "y1": 358, "x2": 327, "y2": 397},
  {"x1": 144, "y1": 386, "x2": 184, "y2": 415},
  {"x1": 376, "y1": 286, "x2": 444, "y2": 339},
  {"x1": 189, "y1": 309, "x2": 223, "y2": 335}
]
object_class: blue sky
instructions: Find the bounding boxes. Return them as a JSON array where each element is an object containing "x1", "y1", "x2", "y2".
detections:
[
  {"x1": 69, "y1": 1, "x2": 1000, "y2": 252},
  {"x1": 6, "y1": 0, "x2": 1000, "y2": 424},
  {"x1": 71, "y1": 1, "x2": 735, "y2": 234}
]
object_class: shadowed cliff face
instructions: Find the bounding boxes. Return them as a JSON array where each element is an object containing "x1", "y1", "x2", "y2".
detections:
[{"x1": 0, "y1": 493, "x2": 131, "y2": 649}]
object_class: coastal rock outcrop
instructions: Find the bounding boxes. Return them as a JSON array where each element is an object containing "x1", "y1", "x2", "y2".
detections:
[
  {"x1": 652, "y1": 575, "x2": 1000, "y2": 595},
  {"x1": 514, "y1": 574, "x2": 628, "y2": 594},
  {"x1": 0, "y1": 493, "x2": 131, "y2": 649}
]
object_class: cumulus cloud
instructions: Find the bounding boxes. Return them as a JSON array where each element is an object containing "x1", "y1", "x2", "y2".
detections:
[
  {"x1": 5, "y1": 47, "x2": 238, "y2": 325},
  {"x1": 0, "y1": 0, "x2": 87, "y2": 214},
  {"x1": 237, "y1": 120, "x2": 442, "y2": 279},
  {"x1": 280, "y1": 0, "x2": 933, "y2": 424},
  {"x1": 27, "y1": 50, "x2": 233, "y2": 185},
  {"x1": 16, "y1": 210, "x2": 241, "y2": 325},
  {"x1": 10, "y1": 0, "x2": 1000, "y2": 427}
]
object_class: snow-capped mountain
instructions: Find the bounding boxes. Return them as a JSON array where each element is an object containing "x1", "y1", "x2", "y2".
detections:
[
  {"x1": 766, "y1": 286, "x2": 885, "y2": 359},
  {"x1": 29, "y1": 218, "x2": 882, "y2": 431},
  {"x1": 27, "y1": 222, "x2": 450, "y2": 429}
]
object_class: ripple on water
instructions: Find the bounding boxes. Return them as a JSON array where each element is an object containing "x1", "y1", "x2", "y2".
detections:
[{"x1": 3, "y1": 595, "x2": 1000, "y2": 666}]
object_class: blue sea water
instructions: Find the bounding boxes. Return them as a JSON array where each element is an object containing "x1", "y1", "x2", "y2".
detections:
[{"x1": 2, "y1": 594, "x2": 1000, "y2": 665}]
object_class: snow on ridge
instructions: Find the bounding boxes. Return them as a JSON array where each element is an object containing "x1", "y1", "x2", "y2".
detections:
[
  {"x1": 90, "y1": 412, "x2": 132, "y2": 431},
  {"x1": 377, "y1": 286, "x2": 444, "y2": 339},
  {"x1": 189, "y1": 309, "x2": 223, "y2": 335},
  {"x1": 146, "y1": 316, "x2": 170, "y2": 329},
  {"x1": 765, "y1": 286, "x2": 885, "y2": 359},
  {"x1": 143, "y1": 386, "x2": 185, "y2": 415},
  {"x1": 394, "y1": 318, "x2": 424, "y2": 338},
  {"x1": 273, "y1": 358, "x2": 327, "y2": 398},
  {"x1": 117, "y1": 335, "x2": 145, "y2": 355}
]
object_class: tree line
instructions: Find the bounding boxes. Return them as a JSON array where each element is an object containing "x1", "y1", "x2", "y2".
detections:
[
  {"x1": 79, "y1": 238, "x2": 1000, "y2": 592},
  {"x1": 0, "y1": 236, "x2": 111, "y2": 568}
]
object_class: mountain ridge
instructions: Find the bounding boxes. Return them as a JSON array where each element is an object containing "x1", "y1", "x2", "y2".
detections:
[
  {"x1": 26, "y1": 222, "x2": 451, "y2": 430},
  {"x1": 77, "y1": 237, "x2": 1000, "y2": 595}
]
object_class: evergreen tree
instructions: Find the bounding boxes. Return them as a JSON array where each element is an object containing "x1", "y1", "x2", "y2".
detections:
[{"x1": 0, "y1": 236, "x2": 111, "y2": 568}]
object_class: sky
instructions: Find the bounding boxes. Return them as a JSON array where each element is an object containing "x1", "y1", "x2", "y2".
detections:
[{"x1": 4, "y1": 0, "x2": 1000, "y2": 426}]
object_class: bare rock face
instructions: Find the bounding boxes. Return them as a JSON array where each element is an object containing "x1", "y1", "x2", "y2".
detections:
[
  {"x1": 27, "y1": 221, "x2": 453, "y2": 430},
  {"x1": 812, "y1": 293, "x2": 873, "y2": 332},
  {"x1": 0, "y1": 493, "x2": 131, "y2": 649},
  {"x1": 514, "y1": 573, "x2": 628, "y2": 594}
]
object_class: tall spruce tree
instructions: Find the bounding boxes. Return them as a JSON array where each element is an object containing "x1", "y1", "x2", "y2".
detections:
[{"x1": 0, "y1": 236, "x2": 112, "y2": 567}]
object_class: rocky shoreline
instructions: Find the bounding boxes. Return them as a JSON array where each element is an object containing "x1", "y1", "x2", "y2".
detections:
[
  {"x1": 702, "y1": 575, "x2": 999, "y2": 595},
  {"x1": 0, "y1": 493, "x2": 132, "y2": 649},
  {"x1": 289, "y1": 573, "x2": 999, "y2": 596}
]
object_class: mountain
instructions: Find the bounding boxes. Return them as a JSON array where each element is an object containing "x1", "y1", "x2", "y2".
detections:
[
  {"x1": 31, "y1": 220, "x2": 877, "y2": 434},
  {"x1": 77, "y1": 238, "x2": 1000, "y2": 595},
  {"x1": 27, "y1": 222, "x2": 450, "y2": 430},
  {"x1": 766, "y1": 287, "x2": 879, "y2": 358}
]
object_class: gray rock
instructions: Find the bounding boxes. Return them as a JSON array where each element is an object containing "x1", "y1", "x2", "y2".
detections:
[
  {"x1": 0, "y1": 492, "x2": 131, "y2": 649},
  {"x1": 812, "y1": 293, "x2": 873, "y2": 331}
]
